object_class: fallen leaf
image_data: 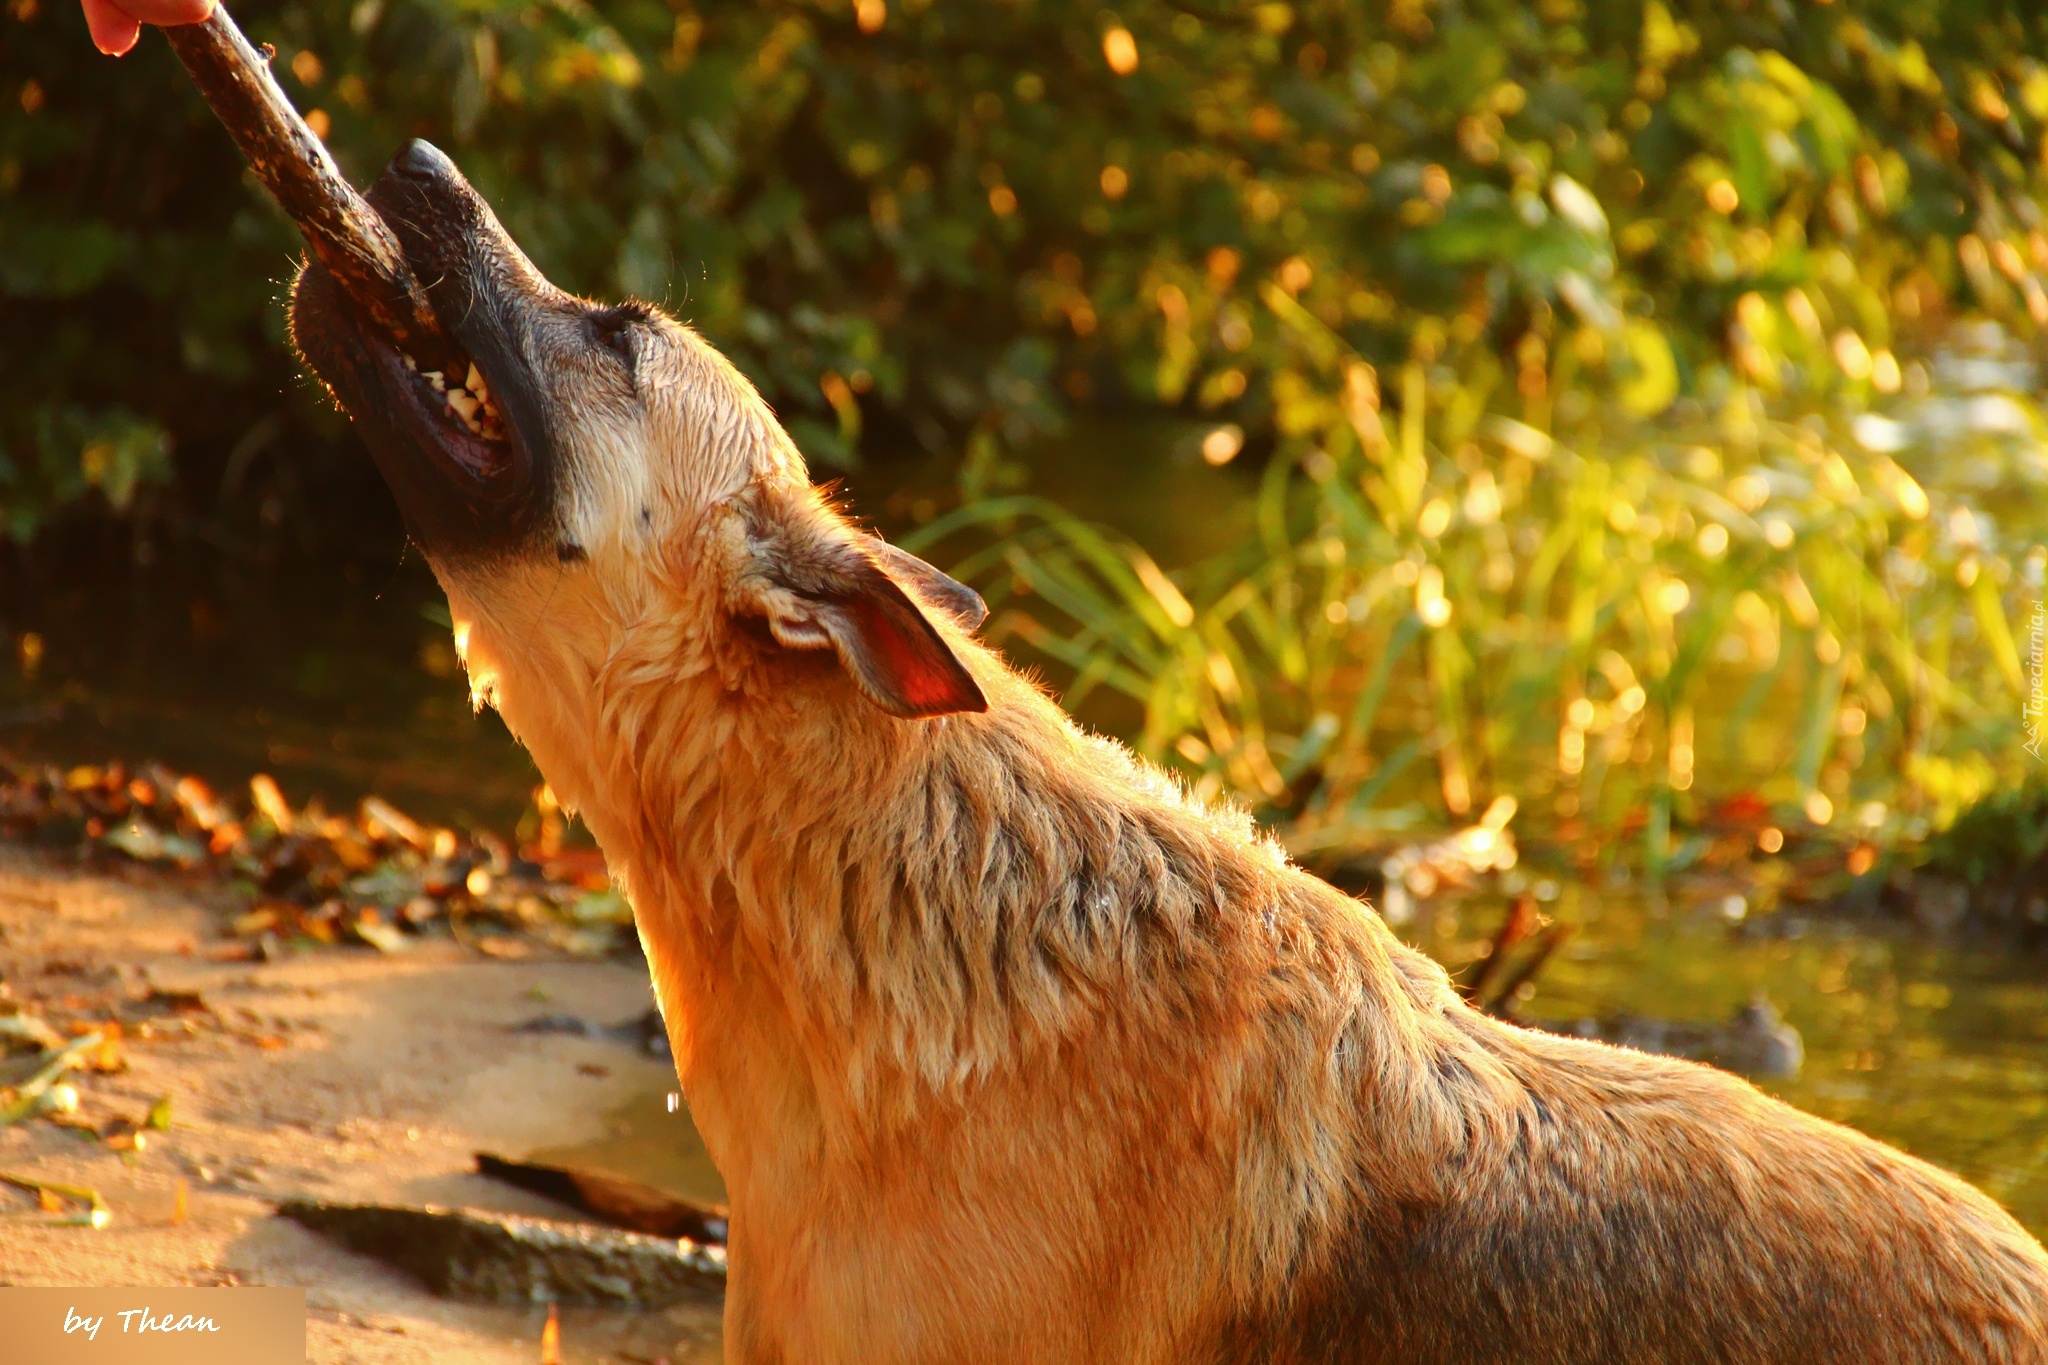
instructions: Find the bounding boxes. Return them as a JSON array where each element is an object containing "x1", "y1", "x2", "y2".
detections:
[
  {"x1": 249, "y1": 773, "x2": 295, "y2": 834},
  {"x1": 0, "y1": 1031, "x2": 104, "y2": 1126},
  {"x1": 233, "y1": 907, "x2": 281, "y2": 937},
  {"x1": 2, "y1": 1170, "x2": 112, "y2": 1228},
  {"x1": 361, "y1": 797, "x2": 429, "y2": 850},
  {"x1": 351, "y1": 914, "x2": 412, "y2": 954},
  {"x1": 143, "y1": 988, "x2": 211, "y2": 1015},
  {"x1": 103, "y1": 818, "x2": 206, "y2": 867},
  {"x1": 0, "y1": 1014, "x2": 65, "y2": 1054},
  {"x1": 91, "y1": 1030, "x2": 125, "y2": 1073}
]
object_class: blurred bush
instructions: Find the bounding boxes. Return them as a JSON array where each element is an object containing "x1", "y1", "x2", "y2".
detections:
[{"x1": 5, "y1": 0, "x2": 2047, "y2": 532}]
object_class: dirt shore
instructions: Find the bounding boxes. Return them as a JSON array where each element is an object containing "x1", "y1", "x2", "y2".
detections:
[{"x1": 0, "y1": 847, "x2": 723, "y2": 1363}]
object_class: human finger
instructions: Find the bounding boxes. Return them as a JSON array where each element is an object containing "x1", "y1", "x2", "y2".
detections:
[
  {"x1": 116, "y1": 0, "x2": 216, "y2": 24},
  {"x1": 81, "y1": 0, "x2": 142, "y2": 56}
]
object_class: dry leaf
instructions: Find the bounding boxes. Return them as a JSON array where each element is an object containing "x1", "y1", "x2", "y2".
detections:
[
  {"x1": 234, "y1": 907, "x2": 281, "y2": 937},
  {"x1": 541, "y1": 1302, "x2": 561, "y2": 1365}
]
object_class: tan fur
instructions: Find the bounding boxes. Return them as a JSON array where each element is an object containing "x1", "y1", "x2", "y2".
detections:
[{"x1": 424, "y1": 315, "x2": 2048, "y2": 1363}]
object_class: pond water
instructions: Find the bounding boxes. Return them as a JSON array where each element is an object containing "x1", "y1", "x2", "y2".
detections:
[
  {"x1": 0, "y1": 549, "x2": 542, "y2": 829},
  {"x1": 1464, "y1": 890, "x2": 2048, "y2": 1235}
]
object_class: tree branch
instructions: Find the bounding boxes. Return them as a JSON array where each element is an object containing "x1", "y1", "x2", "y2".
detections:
[{"x1": 160, "y1": 7, "x2": 457, "y2": 369}]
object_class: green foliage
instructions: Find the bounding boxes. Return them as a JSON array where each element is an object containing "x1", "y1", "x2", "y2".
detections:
[
  {"x1": 3, "y1": 0, "x2": 310, "y2": 541},
  {"x1": 1919, "y1": 779, "x2": 2048, "y2": 919},
  {"x1": 911, "y1": 323, "x2": 2048, "y2": 858},
  {"x1": 1925, "y1": 781, "x2": 2048, "y2": 880},
  {"x1": 6, "y1": 0, "x2": 2048, "y2": 532}
]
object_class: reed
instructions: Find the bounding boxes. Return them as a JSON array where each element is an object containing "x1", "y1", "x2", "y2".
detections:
[{"x1": 909, "y1": 322, "x2": 2048, "y2": 867}]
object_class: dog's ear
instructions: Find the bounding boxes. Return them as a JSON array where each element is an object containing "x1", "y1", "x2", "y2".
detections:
[
  {"x1": 866, "y1": 539, "x2": 989, "y2": 632},
  {"x1": 736, "y1": 511, "x2": 987, "y2": 720}
]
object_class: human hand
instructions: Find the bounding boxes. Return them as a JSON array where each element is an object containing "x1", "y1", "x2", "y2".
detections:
[{"x1": 82, "y1": 0, "x2": 217, "y2": 57}]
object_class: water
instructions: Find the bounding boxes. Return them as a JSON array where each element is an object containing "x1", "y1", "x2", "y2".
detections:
[
  {"x1": 530, "y1": 1088, "x2": 728, "y2": 1210},
  {"x1": 0, "y1": 551, "x2": 543, "y2": 829},
  {"x1": 1495, "y1": 891, "x2": 2048, "y2": 1233}
]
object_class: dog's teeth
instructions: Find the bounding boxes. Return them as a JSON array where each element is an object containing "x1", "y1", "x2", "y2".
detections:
[
  {"x1": 423, "y1": 370, "x2": 446, "y2": 392},
  {"x1": 447, "y1": 390, "x2": 480, "y2": 423},
  {"x1": 465, "y1": 363, "x2": 487, "y2": 398},
  {"x1": 401, "y1": 353, "x2": 417, "y2": 371}
]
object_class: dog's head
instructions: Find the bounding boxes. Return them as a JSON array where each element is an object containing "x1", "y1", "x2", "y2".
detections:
[{"x1": 291, "y1": 141, "x2": 988, "y2": 753}]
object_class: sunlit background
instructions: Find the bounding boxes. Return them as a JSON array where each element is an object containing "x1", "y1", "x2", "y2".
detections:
[{"x1": 5, "y1": 0, "x2": 2048, "y2": 1231}]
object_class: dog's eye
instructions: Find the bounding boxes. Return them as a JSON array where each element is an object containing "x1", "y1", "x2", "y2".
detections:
[
  {"x1": 589, "y1": 303, "x2": 651, "y2": 365},
  {"x1": 593, "y1": 319, "x2": 636, "y2": 363}
]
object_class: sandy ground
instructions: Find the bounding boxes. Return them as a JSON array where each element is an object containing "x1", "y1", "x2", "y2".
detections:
[{"x1": 0, "y1": 846, "x2": 724, "y2": 1364}]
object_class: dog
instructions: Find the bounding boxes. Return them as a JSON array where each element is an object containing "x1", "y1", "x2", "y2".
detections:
[{"x1": 290, "y1": 140, "x2": 2048, "y2": 1363}]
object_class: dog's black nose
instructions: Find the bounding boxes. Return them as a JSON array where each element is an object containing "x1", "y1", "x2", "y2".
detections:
[{"x1": 390, "y1": 139, "x2": 460, "y2": 186}]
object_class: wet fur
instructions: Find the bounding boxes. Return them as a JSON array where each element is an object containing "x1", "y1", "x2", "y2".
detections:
[{"x1": 349, "y1": 276, "x2": 2048, "y2": 1361}]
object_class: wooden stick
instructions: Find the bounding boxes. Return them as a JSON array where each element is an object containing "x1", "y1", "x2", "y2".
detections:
[
  {"x1": 1486, "y1": 923, "x2": 1574, "y2": 1021},
  {"x1": 474, "y1": 1152, "x2": 730, "y2": 1245},
  {"x1": 1459, "y1": 895, "x2": 1538, "y2": 1007},
  {"x1": 159, "y1": 7, "x2": 456, "y2": 366}
]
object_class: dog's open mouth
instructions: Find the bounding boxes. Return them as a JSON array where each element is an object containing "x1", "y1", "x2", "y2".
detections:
[
  {"x1": 410, "y1": 355, "x2": 506, "y2": 443},
  {"x1": 384, "y1": 342, "x2": 513, "y2": 481},
  {"x1": 306, "y1": 273, "x2": 526, "y2": 496},
  {"x1": 292, "y1": 139, "x2": 564, "y2": 551}
]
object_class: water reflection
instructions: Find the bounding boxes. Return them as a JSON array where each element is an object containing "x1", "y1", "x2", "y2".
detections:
[
  {"x1": 528, "y1": 1088, "x2": 727, "y2": 1210},
  {"x1": 1421, "y1": 891, "x2": 2048, "y2": 1236},
  {"x1": 0, "y1": 557, "x2": 541, "y2": 829}
]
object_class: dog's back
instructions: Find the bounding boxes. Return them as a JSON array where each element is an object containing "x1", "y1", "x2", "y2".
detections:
[{"x1": 1221, "y1": 989, "x2": 2048, "y2": 1362}]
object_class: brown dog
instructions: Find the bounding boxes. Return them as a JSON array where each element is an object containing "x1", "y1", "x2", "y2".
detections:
[{"x1": 292, "y1": 142, "x2": 2048, "y2": 1363}]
